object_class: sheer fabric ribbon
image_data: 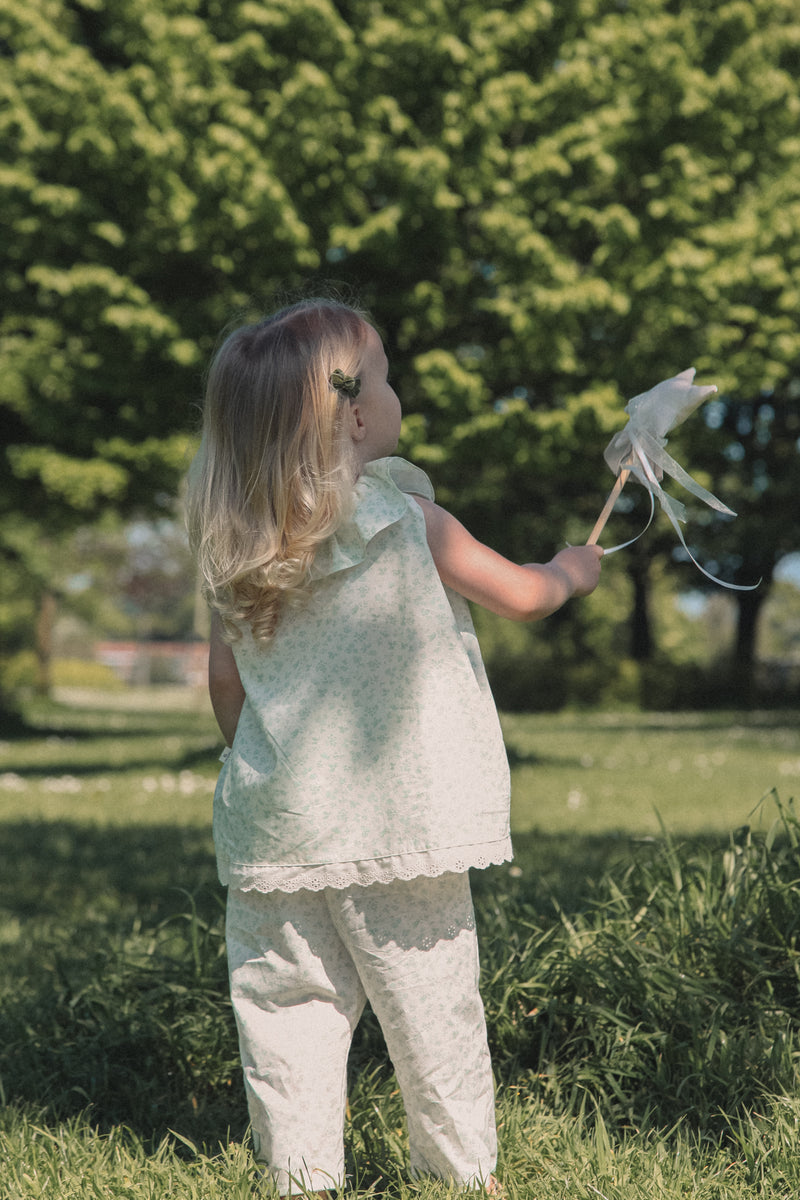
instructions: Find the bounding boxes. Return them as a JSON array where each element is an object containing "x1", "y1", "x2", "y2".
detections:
[{"x1": 600, "y1": 370, "x2": 758, "y2": 591}]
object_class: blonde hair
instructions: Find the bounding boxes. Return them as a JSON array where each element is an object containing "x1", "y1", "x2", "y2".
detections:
[{"x1": 186, "y1": 298, "x2": 371, "y2": 642}]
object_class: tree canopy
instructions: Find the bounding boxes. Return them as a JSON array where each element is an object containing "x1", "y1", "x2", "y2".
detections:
[{"x1": 1, "y1": 0, "x2": 799, "y2": 681}]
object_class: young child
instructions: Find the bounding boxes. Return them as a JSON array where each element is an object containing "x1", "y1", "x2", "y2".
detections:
[{"x1": 186, "y1": 298, "x2": 602, "y2": 1196}]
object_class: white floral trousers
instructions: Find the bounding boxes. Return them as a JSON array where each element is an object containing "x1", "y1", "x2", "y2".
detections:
[{"x1": 226, "y1": 871, "x2": 497, "y2": 1195}]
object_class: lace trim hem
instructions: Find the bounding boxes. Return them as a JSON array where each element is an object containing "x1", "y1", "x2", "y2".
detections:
[{"x1": 219, "y1": 837, "x2": 514, "y2": 894}]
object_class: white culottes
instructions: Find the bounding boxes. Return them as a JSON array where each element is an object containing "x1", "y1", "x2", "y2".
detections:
[{"x1": 226, "y1": 871, "x2": 497, "y2": 1195}]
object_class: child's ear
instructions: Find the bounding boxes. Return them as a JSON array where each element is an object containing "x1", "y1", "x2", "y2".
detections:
[{"x1": 348, "y1": 402, "x2": 367, "y2": 443}]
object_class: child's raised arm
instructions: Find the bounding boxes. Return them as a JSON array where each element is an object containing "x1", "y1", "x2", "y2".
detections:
[{"x1": 413, "y1": 497, "x2": 603, "y2": 622}]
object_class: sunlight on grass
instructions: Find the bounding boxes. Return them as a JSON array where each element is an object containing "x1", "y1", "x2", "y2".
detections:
[
  {"x1": 503, "y1": 710, "x2": 799, "y2": 836},
  {"x1": 0, "y1": 688, "x2": 220, "y2": 826}
]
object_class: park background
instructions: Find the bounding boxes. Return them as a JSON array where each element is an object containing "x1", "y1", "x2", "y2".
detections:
[{"x1": 1, "y1": 1, "x2": 800, "y2": 1197}]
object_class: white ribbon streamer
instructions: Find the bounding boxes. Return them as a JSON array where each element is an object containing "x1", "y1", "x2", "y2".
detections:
[
  {"x1": 600, "y1": 489, "x2": 655, "y2": 555},
  {"x1": 599, "y1": 369, "x2": 758, "y2": 591}
]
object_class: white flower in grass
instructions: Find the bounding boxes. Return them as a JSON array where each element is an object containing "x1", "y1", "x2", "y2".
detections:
[
  {"x1": 0, "y1": 772, "x2": 27, "y2": 791},
  {"x1": 567, "y1": 788, "x2": 585, "y2": 811},
  {"x1": 42, "y1": 775, "x2": 82, "y2": 793}
]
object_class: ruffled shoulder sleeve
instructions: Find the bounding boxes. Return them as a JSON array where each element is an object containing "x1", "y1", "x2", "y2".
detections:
[
  {"x1": 382, "y1": 455, "x2": 435, "y2": 502},
  {"x1": 311, "y1": 456, "x2": 434, "y2": 579}
]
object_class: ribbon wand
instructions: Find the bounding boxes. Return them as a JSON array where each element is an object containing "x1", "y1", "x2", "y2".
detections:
[{"x1": 586, "y1": 368, "x2": 759, "y2": 590}]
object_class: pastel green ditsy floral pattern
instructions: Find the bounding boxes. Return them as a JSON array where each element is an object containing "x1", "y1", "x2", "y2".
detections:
[{"x1": 214, "y1": 457, "x2": 512, "y2": 893}]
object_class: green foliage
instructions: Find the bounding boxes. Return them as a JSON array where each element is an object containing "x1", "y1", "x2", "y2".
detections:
[
  {"x1": 0, "y1": 651, "x2": 122, "y2": 693},
  {"x1": 476, "y1": 793, "x2": 800, "y2": 1134},
  {"x1": 761, "y1": 578, "x2": 800, "y2": 662},
  {"x1": 55, "y1": 657, "x2": 125, "y2": 689},
  {"x1": 0, "y1": 891, "x2": 237, "y2": 1134},
  {"x1": 1, "y1": 0, "x2": 799, "y2": 672},
  {"x1": 472, "y1": 550, "x2": 786, "y2": 711}
]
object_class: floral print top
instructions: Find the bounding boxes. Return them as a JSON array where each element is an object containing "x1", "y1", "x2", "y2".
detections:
[{"x1": 214, "y1": 457, "x2": 512, "y2": 892}]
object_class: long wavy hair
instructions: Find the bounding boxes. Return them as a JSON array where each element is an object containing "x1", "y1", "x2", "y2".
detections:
[{"x1": 186, "y1": 298, "x2": 371, "y2": 642}]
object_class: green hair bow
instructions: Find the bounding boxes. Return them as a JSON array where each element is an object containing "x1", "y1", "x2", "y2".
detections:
[{"x1": 329, "y1": 369, "x2": 361, "y2": 399}]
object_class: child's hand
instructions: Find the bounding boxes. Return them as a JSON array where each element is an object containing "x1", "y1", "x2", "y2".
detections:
[{"x1": 550, "y1": 544, "x2": 604, "y2": 598}]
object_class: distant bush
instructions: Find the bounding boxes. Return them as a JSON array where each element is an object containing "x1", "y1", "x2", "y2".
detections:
[
  {"x1": 474, "y1": 608, "x2": 799, "y2": 712},
  {"x1": 0, "y1": 650, "x2": 40, "y2": 693},
  {"x1": 52, "y1": 658, "x2": 124, "y2": 689},
  {"x1": 0, "y1": 652, "x2": 123, "y2": 693}
]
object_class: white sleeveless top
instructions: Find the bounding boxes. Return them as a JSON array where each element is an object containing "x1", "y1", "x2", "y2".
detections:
[{"x1": 213, "y1": 456, "x2": 512, "y2": 893}]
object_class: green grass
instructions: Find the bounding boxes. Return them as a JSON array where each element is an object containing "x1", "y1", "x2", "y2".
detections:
[
  {"x1": 501, "y1": 709, "x2": 800, "y2": 837},
  {"x1": 1, "y1": 691, "x2": 799, "y2": 1198}
]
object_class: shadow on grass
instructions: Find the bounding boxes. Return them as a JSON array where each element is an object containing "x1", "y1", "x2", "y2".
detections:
[
  {"x1": 0, "y1": 820, "x2": 220, "y2": 927},
  {"x1": 504, "y1": 745, "x2": 588, "y2": 770},
  {"x1": 0, "y1": 816, "x2": 238, "y2": 1149},
  {"x1": 0, "y1": 817, "x2": 667, "y2": 945},
  {"x1": 3, "y1": 700, "x2": 208, "y2": 738},
  {"x1": 504, "y1": 709, "x2": 800, "y2": 736},
  {"x1": 1, "y1": 697, "x2": 221, "y2": 783}
]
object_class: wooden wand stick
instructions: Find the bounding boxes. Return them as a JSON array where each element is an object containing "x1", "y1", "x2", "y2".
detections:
[{"x1": 586, "y1": 468, "x2": 631, "y2": 546}]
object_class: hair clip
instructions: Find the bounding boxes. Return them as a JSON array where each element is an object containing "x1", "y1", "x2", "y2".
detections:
[{"x1": 329, "y1": 369, "x2": 361, "y2": 399}]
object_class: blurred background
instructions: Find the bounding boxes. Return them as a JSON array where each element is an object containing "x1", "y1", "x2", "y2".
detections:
[{"x1": 2, "y1": 0, "x2": 799, "y2": 718}]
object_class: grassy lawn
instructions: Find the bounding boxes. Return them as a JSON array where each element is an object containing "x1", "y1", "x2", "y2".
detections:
[
  {"x1": 502, "y1": 709, "x2": 799, "y2": 837},
  {"x1": 1, "y1": 690, "x2": 799, "y2": 1198}
]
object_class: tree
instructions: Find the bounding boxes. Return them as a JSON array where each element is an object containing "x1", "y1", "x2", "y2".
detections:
[
  {"x1": 1, "y1": 0, "x2": 318, "y2": 688},
  {"x1": 677, "y1": 396, "x2": 800, "y2": 674},
  {"x1": 2, "y1": 0, "x2": 799, "y2": 702}
]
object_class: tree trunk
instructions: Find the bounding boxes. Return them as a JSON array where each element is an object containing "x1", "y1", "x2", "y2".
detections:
[
  {"x1": 734, "y1": 588, "x2": 762, "y2": 667},
  {"x1": 733, "y1": 585, "x2": 768, "y2": 703},
  {"x1": 627, "y1": 551, "x2": 653, "y2": 662},
  {"x1": 734, "y1": 588, "x2": 765, "y2": 667},
  {"x1": 728, "y1": 581, "x2": 770, "y2": 705},
  {"x1": 34, "y1": 590, "x2": 57, "y2": 696}
]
